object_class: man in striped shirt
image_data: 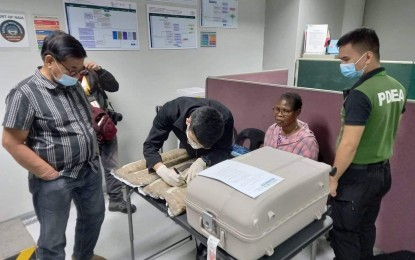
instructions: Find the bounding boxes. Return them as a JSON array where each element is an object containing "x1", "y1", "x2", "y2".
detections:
[{"x1": 2, "y1": 31, "x2": 105, "y2": 260}]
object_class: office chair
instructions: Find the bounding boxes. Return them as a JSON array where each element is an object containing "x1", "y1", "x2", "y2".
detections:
[{"x1": 235, "y1": 128, "x2": 265, "y2": 151}]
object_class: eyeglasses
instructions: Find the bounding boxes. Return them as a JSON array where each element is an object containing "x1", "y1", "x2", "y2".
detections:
[
  {"x1": 272, "y1": 107, "x2": 293, "y2": 116},
  {"x1": 57, "y1": 60, "x2": 87, "y2": 77}
]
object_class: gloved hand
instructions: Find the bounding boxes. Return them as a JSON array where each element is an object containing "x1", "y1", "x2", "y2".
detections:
[
  {"x1": 186, "y1": 158, "x2": 207, "y2": 184},
  {"x1": 156, "y1": 165, "x2": 185, "y2": 187}
]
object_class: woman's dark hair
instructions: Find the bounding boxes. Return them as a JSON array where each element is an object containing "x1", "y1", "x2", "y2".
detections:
[
  {"x1": 280, "y1": 92, "x2": 302, "y2": 111},
  {"x1": 41, "y1": 30, "x2": 87, "y2": 62},
  {"x1": 190, "y1": 107, "x2": 224, "y2": 148},
  {"x1": 337, "y1": 27, "x2": 380, "y2": 60}
]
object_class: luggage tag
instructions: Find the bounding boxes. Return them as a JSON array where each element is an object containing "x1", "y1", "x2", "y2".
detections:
[{"x1": 207, "y1": 235, "x2": 220, "y2": 260}]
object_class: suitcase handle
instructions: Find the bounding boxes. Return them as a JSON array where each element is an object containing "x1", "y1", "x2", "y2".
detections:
[{"x1": 198, "y1": 216, "x2": 226, "y2": 248}]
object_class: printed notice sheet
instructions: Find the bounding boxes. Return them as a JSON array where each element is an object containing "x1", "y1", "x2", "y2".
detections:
[
  {"x1": 199, "y1": 160, "x2": 284, "y2": 198},
  {"x1": 201, "y1": 0, "x2": 238, "y2": 28},
  {"x1": 304, "y1": 24, "x2": 328, "y2": 54},
  {"x1": 64, "y1": 0, "x2": 139, "y2": 50},
  {"x1": 147, "y1": 5, "x2": 197, "y2": 49},
  {"x1": 0, "y1": 12, "x2": 30, "y2": 48},
  {"x1": 33, "y1": 15, "x2": 61, "y2": 49},
  {"x1": 200, "y1": 31, "x2": 216, "y2": 47}
]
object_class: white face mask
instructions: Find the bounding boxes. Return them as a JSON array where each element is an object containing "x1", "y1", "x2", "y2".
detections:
[{"x1": 186, "y1": 125, "x2": 203, "y2": 149}]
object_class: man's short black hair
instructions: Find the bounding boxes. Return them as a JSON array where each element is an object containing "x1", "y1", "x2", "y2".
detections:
[
  {"x1": 41, "y1": 30, "x2": 87, "y2": 62},
  {"x1": 280, "y1": 92, "x2": 302, "y2": 111},
  {"x1": 190, "y1": 106, "x2": 224, "y2": 148},
  {"x1": 337, "y1": 27, "x2": 380, "y2": 60}
]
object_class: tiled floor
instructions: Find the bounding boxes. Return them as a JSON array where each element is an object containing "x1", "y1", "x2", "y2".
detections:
[{"x1": 25, "y1": 192, "x2": 335, "y2": 260}]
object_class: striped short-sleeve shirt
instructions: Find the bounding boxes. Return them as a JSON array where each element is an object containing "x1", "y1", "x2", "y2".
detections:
[{"x1": 2, "y1": 68, "x2": 99, "y2": 178}]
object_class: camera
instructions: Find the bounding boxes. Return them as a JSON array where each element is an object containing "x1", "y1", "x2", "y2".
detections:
[{"x1": 107, "y1": 110, "x2": 123, "y2": 124}]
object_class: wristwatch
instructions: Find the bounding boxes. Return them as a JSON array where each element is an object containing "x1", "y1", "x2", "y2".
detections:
[{"x1": 329, "y1": 167, "x2": 337, "y2": 177}]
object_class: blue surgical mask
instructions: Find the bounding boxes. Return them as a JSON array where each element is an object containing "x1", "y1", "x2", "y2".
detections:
[
  {"x1": 52, "y1": 58, "x2": 79, "y2": 87},
  {"x1": 339, "y1": 52, "x2": 368, "y2": 79},
  {"x1": 54, "y1": 74, "x2": 79, "y2": 87}
]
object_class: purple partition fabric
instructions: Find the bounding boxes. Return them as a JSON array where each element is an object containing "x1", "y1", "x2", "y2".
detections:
[
  {"x1": 219, "y1": 69, "x2": 288, "y2": 85},
  {"x1": 206, "y1": 76, "x2": 415, "y2": 253},
  {"x1": 376, "y1": 104, "x2": 415, "y2": 252}
]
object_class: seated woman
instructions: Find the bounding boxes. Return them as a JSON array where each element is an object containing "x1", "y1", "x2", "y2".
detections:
[{"x1": 264, "y1": 92, "x2": 319, "y2": 160}]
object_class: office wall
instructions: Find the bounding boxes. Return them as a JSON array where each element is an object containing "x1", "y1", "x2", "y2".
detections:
[
  {"x1": 0, "y1": 0, "x2": 266, "y2": 222},
  {"x1": 263, "y1": 0, "x2": 345, "y2": 85},
  {"x1": 263, "y1": 0, "x2": 300, "y2": 84},
  {"x1": 263, "y1": 0, "x2": 300, "y2": 86},
  {"x1": 364, "y1": 0, "x2": 415, "y2": 61},
  {"x1": 341, "y1": 0, "x2": 366, "y2": 35}
]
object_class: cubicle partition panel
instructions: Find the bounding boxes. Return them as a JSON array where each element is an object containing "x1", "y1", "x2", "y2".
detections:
[
  {"x1": 219, "y1": 69, "x2": 289, "y2": 85},
  {"x1": 206, "y1": 76, "x2": 415, "y2": 253},
  {"x1": 376, "y1": 101, "x2": 415, "y2": 252}
]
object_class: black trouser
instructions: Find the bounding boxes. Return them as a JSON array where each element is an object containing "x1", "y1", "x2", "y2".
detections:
[
  {"x1": 99, "y1": 137, "x2": 123, "y2": 202},
  {"x1": 329, "y1": 161, "x2": 391, "y2": 260}
]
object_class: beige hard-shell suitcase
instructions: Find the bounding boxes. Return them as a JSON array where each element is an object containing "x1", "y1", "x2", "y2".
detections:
[{"x1": 185, "y1": 147, "x2": 330, "y2": 260}]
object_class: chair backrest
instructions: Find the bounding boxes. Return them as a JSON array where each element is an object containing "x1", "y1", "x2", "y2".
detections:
[{"x1": 235, "y1": 128, "x2": 265, "y2": 151}]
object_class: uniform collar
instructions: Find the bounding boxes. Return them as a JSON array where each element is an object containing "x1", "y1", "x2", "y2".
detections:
[
  {"x1": 343, "y1": 67, "x2": 385, "y2": 99},
  {"x1": 36, "y1": 66, "x2": 60, "y2": 89}
]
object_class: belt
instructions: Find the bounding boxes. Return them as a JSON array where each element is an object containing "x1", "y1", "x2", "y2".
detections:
[{"x1": 348, "y1": 160, "x2": 389, "y2": 170}]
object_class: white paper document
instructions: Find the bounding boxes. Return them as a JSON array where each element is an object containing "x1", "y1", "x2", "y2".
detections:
[
  {"x1": 304, "y1": 24, "x2": 328, "y2": 54},
  {"x1": 199, "y1": 160, "x2": 284, "y2": 198}
]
